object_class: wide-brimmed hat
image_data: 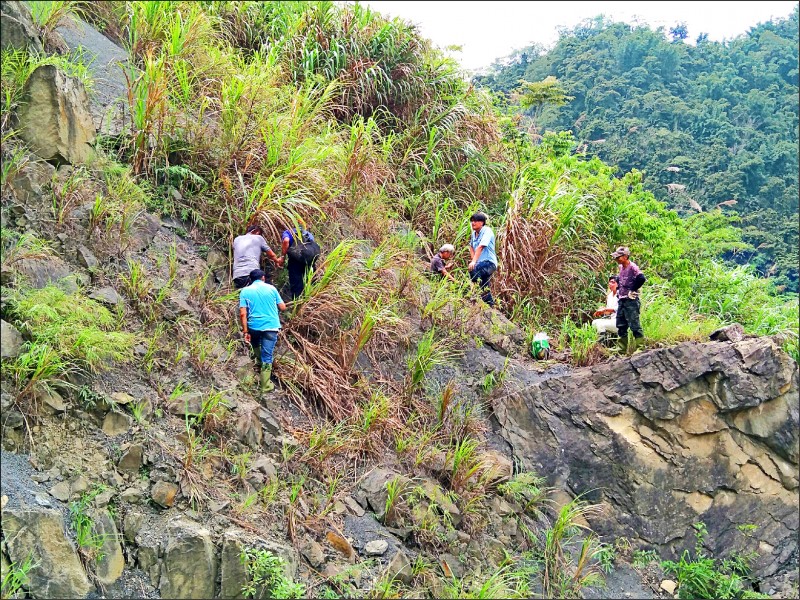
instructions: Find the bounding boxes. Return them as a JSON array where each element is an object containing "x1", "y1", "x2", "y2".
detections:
[{"x1": 611, "y1": 246, "x2": 630, "y2": 258}]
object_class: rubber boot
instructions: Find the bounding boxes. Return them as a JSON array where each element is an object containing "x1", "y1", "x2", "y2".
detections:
[
  {"x1": 631, "y1": 337, "x2": 645, "y2": 354},
  {"x1": 618, "y1": 335, "x2": 629, "y2": 355},
  {"x1": 260, "y1": 364, "x2": 275, "y2": 394}
]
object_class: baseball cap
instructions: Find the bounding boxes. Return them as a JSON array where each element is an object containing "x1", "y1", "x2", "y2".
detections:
[{"x1": 611, "y1": 246, "x2": 630, "y2": 258}]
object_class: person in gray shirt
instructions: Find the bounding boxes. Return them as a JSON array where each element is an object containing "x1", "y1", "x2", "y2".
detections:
[{"x1": 232, "y1": 225, "x2": 283, "y2": 289}]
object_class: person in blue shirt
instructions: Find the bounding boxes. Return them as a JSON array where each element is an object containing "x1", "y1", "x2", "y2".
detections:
[
  {"x1": 467, "y1": 212, "x2": 498, "y2": 307},
  {"x1": 239, "y1": 269, "x2": 287, "y2": 394}
]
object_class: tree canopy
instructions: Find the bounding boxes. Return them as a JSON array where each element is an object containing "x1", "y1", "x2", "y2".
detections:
[{"x1": 475, "y1": 8, "x2": 799, "y2": 291}]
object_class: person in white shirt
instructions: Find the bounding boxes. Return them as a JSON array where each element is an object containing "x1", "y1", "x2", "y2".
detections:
[{"x1": 592, "y1": 276, "x2": 619, "y2": 336}]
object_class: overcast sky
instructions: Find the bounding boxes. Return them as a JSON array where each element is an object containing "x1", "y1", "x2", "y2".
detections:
[{"x1": 357, "y1": 1, "x2": 799, "y2": 72}]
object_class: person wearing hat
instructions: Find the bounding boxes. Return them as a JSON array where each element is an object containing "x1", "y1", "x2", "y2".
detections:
[
  {"x1": 612, "y1": 246, "x2": 646, "y2": 352},
  {"x1": 232, "y1": 225, "x2": 283, "y2": 290},
  {"x1": 239, "y1": 269, "x2": 287, "y2": 395},
  {"x1": 467, "y1": 212, "x2": 498, "y2": 306},
  {"x1": 430, "y1": 244, "x2": 456, "y2": 282}
]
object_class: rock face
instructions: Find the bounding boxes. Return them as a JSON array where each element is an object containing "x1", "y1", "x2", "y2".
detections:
[
  {"x1": 55, "y1": 15, "x2": 129, "y2": 136},
  {"x1": 17, "y1": 64, "x2": 96, "y2": 165},
  {"x1": 1, "y1": 319, "x2": 24, "y2": 359},
  {"x1": 1, "y1": 508, "x2": 94, "y2": 598},
  {"x1": 160, "y1": 518, "x2": 217, "y2": 599},
  {"x1": 0, "y1": 1, "x2": 43, "y2": 53},
  {"x1": 91, "y1": 509, "x2": 125, "y2": 586},
  {"x1": 494, "y1": 337, "x2": 799, "y2": 581}
]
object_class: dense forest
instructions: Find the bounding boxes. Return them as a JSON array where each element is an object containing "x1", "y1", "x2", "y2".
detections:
[{"x1": 475, "y1": 9, "x2": 800, "y2": 292}]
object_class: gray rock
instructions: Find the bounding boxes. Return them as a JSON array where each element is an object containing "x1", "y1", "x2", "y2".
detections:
[
  {"x1": 76, "y1": 245, "x2": 98, "y2": 269},
  {"x1": 123, "y1": 510, "x2": 144, "y2": 543},
  {"x1": 137, "y1": 539, "x2": 161, "y2": 587},
  {"x1": 356, "y1": 468, "x2": 409, "y2": 520},
  {"x1": 1, "y1": 320, "x2": 24, "y2": 359},
  {"x1": 1, "y1": 508, "x2": 94, "y2": 598},
  {"x1": 166, "y1": 391, "x2": 204, "y2": 417},
  {"x1": 55, "y1": 14, "x2": 129, "y2": 136},
  {"x1": 440, "y1": 552, "x2": 465, "y2": 579},
  {"x1": 220, "y1": 530, "x2": 248, "y2": 600},
  {"x1": 14, "y1": 256, "x2": 75, "y2": 290},
  {"x1": 89, "y1": 286, "x2": 123, "y2": 306},
  {"x1": 0, "y1": 1, "x2": 42, "y2": 52},
  {"x1": 93, "y1": 488, "x2": 115, "y2": 508},
  {"x1": 709, "y1": 323, "x2": 745, "y2": 343},
  {"x1": 37, "y1": 389, "x2": 67, "y2": 414},
  {"x1": 49, "y1": 481, "x2": 71, "y2": 502},
  {"x1": 17, "y1": 64, "x2": 96, "y2": 165},
  {"x1": 365, "y1": 540, "x2": 389, "y2": 556},
  {"x1": 117, "y1": 444, "x2": 143, "y2": 472},
  {"x1": 300, "y1": 536, "x2": 326, "y2": 568},
  {"x1": 251, "y1": 455, "x2": 277, "y2": 478},
  {"x1": 206, "y1": 249, "x2": 228, "y2": 272},
  {"x1": 257, "y1": 407, "x2": 282, "y2": 436},
  {"x1": 235, "y1": 410, "x2": 262, "y2": 449},
  {"x1": 493, "y1": 337, "x2": 799, "y2": 581},
  {"x1": 8, "y1": 157, "x2": 55, "y2": 206},
  {"x1": 120, "y1": 487, "x2": 144, "y2": 503},
  {"x1": 70, "y1": 475, "x2": 89, "y2": 499},
  {"x1": 151, "y1": 481, "x2": 179, "y2": 508},
  {"x1": 386, "y1": 550, "x2": 413, "y2": 585},
  {"x1": 102, "y1": 411, "x2": 131, "y2": 436},
  {"x1": 160, "y1": 518, "x2": 217, "y2": 599},
  {"x1": 163, "y1": 294, "x2": 197, "y2": 319},
  {"x1": 91, "y1": 509, "x2": 124, "y2": 586},
  {"x1": 344, "y1": 495, "x2": 365, "y2": 517}
]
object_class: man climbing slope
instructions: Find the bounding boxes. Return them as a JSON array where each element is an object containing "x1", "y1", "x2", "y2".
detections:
[
  {"x1": 239, "y1": 269, "x2": 287, "y2": 395},
  {"x1": 232, "y1": 225, "x2": 283, "y2": 289},
  {"x1": 612, "y1": 246, "x2": 646, "y2": 353},
  {"x1": 467, "y1": 212, "x2": 498, "y2": 307},
  {"x1": 281, "y1": 221, "x2": 320, "y2": 300}
]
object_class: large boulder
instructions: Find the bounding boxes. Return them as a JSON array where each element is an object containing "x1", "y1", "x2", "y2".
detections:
[
  {"x1": 1, "y1": 508, "x2": 94, "y2": 598},
  {"x1": 160, "y1": 518, "x2": 217, "y2": 599},
  {"x1": 220, "y1": 528, "x2": 299, "y2": 599},
  {"x1": 1, "y1": 320, "x2": 24, "y2": 359},
  {"x1": 0, "y1": 1, "x2": 43, "y2": 53},
  {"x1": 56, "y1": 15, "x2": 129, "y2": 136},
  {"x1": 90, "y1": 509, "x2": 124, "y2": 586},
  {"x1": 13, "y1": 256, "x2": 76, "y2": 290},
  {"x1": 17, "y1": 64, "x2": 96, "y2": 165},
  {"x1": 494, "y1": 337, "x2": 799, "y2": 584}
]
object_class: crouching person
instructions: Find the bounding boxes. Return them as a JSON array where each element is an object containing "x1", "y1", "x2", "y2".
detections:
[{"x1": 239, "y1": 269, "x2": 287, "y2": 396}]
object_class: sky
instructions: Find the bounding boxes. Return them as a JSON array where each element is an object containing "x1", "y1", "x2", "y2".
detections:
[{"x1": 357, "y1": 1, "x2": 799, "y2": 72}]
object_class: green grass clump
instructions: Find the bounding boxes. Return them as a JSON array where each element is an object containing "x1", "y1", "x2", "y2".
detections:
[
  {"x1": 240, "y1": 547, "x2": 305, "y2": 599},
  {"x1": 3, "y1": 285, "x2": 136, "y2": 401}
]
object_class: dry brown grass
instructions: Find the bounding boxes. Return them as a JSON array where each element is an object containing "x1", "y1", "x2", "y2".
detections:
[{"x1": 495, "y1": 200, "x2": 603, "y2": 317}]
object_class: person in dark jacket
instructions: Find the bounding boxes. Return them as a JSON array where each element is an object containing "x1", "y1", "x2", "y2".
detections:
[
  {"x1": 612, "y1": 246, "x2": 646, "y2": 352},
  {"x1": 280, "y1": 223, "x2": 318, "y2": 300}
]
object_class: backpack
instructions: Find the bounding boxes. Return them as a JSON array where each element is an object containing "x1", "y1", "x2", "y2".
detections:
[{"x1": 286, "y1": 230, "x2": 321, "y2": 267}]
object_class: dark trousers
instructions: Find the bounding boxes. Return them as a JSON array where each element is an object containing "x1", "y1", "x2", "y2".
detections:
[
  {"x1": 287, "y1": 259, "x2": 311, "y2": 300},
  {"x1": 233, "y1": 275, "x2": 250, "y2": 289},
  {"x1": 470, "y1": 261, "x2": 496, "y2": 306},
  {"x1": 616, "y1": 297, "x2": 643, "y2": 339}
]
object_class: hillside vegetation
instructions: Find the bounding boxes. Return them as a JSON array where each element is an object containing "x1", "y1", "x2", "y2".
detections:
[
  {"x1": 475, "y1": 9, "x2": 800, "y2": 292},
  {"x1": 5, "y1": 0, "x2": 794, "y2": 355}
]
